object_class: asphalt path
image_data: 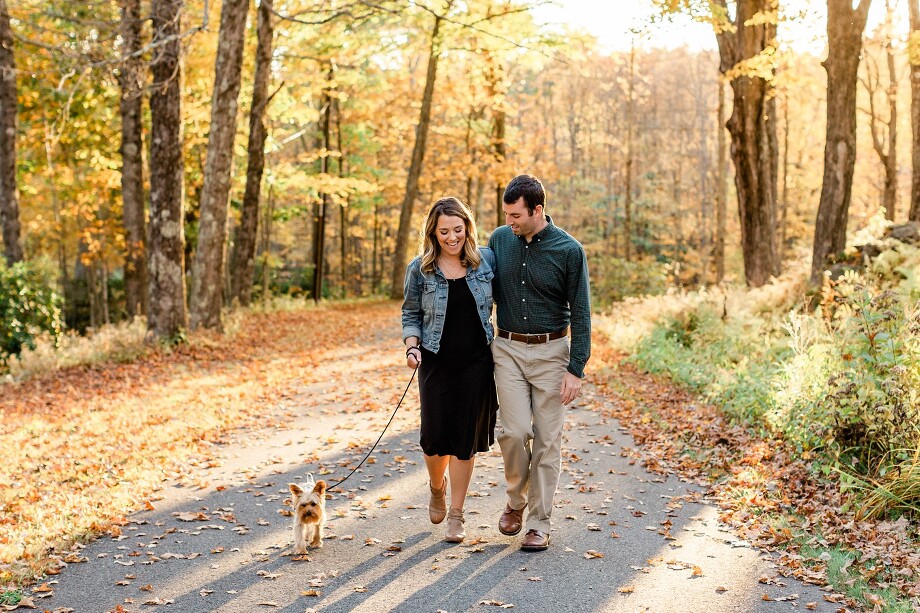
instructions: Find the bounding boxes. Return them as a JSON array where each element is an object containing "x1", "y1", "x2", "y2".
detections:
[{"x1": 32, "y1": 327, "x2": 840, "y2": 613}]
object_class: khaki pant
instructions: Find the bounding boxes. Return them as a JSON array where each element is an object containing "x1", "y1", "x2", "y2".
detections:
[{"x1": 492, "y1": 335, "x2": 569, "y2": 534}]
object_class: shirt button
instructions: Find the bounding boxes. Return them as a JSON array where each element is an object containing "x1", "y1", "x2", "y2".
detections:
[
  {"x1": 522, "y1": 299, "x2": 525, "y2": 302},
  {"x1": 522, "y1": 263, "x2": 526, "y2": 266}
]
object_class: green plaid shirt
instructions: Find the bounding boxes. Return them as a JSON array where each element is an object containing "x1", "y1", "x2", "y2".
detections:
[{"x1": 488, "y1": 215, "x2": 591, "y2": 378}]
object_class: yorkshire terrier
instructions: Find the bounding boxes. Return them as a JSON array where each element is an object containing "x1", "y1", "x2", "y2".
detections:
[{"x1": 288, "y1": 476, "x2": 328, "y2": 553}]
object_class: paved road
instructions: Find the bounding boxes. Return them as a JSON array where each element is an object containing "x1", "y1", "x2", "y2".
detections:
[{"x1": 33, "y1": 330, "x2": 838, "y2": 613}]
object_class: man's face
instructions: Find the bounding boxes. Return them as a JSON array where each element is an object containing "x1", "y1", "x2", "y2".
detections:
[{"x1": 503, "y1": 197, "x2": 541, "y2": 239}]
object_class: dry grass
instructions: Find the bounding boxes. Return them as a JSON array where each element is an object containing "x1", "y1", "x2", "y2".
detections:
[
  {"x1": 4, "y1": 318, "x2": 149, "y2": 383},
  {"x1": 595, "y1": 266, "x2": 809, "y2": 353}
]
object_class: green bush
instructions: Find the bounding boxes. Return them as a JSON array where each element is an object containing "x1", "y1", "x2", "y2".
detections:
[
  {"x1": 632, "y1": 304, "x2": 783, "y2": 426},
  {"x1": 590, "y1": 255, "x2": 668, "y2": 306},
  {"x1": 0, "y1": 260, "x2": 64, "y2": 359},
  {"x1": 630, "y1": 261, "x2": 920, "y2": 517}
]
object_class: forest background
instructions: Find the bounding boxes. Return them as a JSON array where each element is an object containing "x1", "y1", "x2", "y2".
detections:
[
  {"x1": 5, "y1": 0, "x2": 919, "y2": 331},
  {"x1": 1, "y1": 0, "x2": 920, "y2": 609}
]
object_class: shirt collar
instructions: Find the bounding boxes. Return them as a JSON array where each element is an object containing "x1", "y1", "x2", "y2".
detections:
[{"x1": 518, "y1": 214, "x2": 555, "y2": 243}]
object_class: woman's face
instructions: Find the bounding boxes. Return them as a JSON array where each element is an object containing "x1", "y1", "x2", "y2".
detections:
[{"x1": 435, "y1": 214, "x2": 466, "y2": 258}]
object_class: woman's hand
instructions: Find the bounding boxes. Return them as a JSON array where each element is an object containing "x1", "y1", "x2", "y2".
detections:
[{"x1": 406, "y1": 345, "x2": 422, "y2": 369}]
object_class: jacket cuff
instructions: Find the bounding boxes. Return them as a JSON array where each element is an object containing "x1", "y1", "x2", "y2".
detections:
[{"x1": 402, "y1": 327, "x2": 422, "y2": 344}]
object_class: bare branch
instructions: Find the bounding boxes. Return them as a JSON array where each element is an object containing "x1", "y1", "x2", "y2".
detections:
[{"x1": 409, "y1": 0, "x2": 555, "y2": 60}]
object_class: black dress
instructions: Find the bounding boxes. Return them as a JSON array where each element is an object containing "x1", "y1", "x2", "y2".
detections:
[{"x1": 418, "y1": 276, "x2": 498, "y2": 460}]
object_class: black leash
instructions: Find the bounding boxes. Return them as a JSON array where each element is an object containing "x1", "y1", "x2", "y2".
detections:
[{"x1": 327, "y1": 363, "x2": 418, "y2": 492}]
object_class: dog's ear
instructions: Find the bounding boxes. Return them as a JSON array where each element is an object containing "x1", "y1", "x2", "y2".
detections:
[
  {"x1": 313, "y1": 480, "x2": 327, "y2": 496},
  {"x1": 289, "y1": 483, "x2": 304, "y2": 497}
]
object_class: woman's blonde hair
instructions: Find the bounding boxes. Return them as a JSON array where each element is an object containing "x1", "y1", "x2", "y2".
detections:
[{"x1": 419, "y1": 197, "x2": 481, "y2": 274}]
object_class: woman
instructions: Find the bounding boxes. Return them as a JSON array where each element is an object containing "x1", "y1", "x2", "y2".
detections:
[{"x1": 401, "y1": 196, "x2": 498, "y2": 543}]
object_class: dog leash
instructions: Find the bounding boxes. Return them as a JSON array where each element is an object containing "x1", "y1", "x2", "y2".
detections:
[{"x1": 327, "y1": 363, "x2": 418, "y2": 492}]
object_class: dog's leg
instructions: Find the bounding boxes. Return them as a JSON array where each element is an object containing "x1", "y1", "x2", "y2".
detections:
[
  {"x1": 310, "y1": 524, "x2": 323, "y2": 549},
  {"x1": 310, "y1": 522, "x2": 323, "y2": 548},
  {"x1": 293, "y1": 521, "x2": 307, "y2": 554}
]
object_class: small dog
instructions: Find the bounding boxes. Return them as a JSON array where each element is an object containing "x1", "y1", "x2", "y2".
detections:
[{"x1": 288, "y1": 476, "x2": 328, "y2": 553}]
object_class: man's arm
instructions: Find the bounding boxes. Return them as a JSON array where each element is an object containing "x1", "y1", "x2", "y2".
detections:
[{"x1": 565, "y1": 244, "x2": 591, "y2": 379}]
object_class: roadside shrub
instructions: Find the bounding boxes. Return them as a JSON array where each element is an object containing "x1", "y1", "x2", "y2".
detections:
[
  {"x1": 590, "y1": 256, "x2": 668, "y2": 306},
  {"x1": 6, "y1": 317, "x2": 148, "y2": 382},
  {"x1": 632, "y1": 303, "x2": 782, "y2": 426},
  {"x1": 823, "y1": 280, "x2": 919, "y2": 459},
  {"x1": 0, "y1": 260, "x2": 63, "y2": 360}
]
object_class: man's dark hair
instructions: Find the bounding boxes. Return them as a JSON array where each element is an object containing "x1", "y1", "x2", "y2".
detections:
[{"x1": 503, "y1": 174, "x2": 545, "y2": 213}]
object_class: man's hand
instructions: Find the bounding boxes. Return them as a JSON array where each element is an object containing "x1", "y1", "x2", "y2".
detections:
[{"x1": 560, "y1": 372, "x2": 582, "y2": 405}]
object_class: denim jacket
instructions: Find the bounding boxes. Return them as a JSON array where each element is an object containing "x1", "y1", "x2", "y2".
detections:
[{"x1": 401, "y1": 247, "x2": 496, "y2": 353}]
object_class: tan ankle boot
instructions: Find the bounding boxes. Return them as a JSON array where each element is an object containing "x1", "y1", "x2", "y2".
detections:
[
  {"x1": 444, "y1": 508, "x2": 465, "y2": 543},
  {"x1": 429, "y1": 478, "x2": 447, "y2": 524}
]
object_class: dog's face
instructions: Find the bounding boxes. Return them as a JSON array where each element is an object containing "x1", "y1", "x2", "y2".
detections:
[{"x1": 289, "y1": 480, "x2": 327, "y2": 525}]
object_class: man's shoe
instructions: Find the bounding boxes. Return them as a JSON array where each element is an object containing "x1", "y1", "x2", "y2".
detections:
[
  {"x1": 498, "y1": 503, "x2": 524, "y2": 536},
  {"x1": 520, "y1": 529, "x2": 550, "y2": 551}
]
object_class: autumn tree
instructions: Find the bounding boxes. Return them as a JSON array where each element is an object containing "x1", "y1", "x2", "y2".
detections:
[
  {"x1": 0, "y1": 0, "x2": 21, "y2": 265},
  {"x1": 389, "y1": 2, "x2": 451, "y2": 299},
  {"x1": 118, "y1": 0, "x2": 147, "y2": 317},
  {"x1": 909, "y1": 0, "x2": 920, "y2": 221},
  {"x1": 860, "y1": 0, "x2": 898, "y2": 221},
  {"x1": 229, "y1": 0, "x2": 275, "y2": 307},
  {"x1": 148, "y1": 0, "x2": 188, "y2": 338},
  {"x1": 190, "y1": 0, "x2": 249, "y2": 330},
  {"x1": 811, "y1": 0, "x2": 872, "y2": 284},
  {"x1": 658, "y1": 0, "x2": 780, "y2": 287}
]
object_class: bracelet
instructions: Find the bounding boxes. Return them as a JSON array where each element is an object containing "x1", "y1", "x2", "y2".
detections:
[{"x1": 405, "y1": 345, "x2": 421, "y2": 357}]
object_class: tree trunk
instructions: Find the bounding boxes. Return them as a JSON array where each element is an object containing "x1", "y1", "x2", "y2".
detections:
[
  {"x1": 714, "y1": 79, "x2": 727, "y2": 283},
  {"x1": 335, "y1": 93, "x2": 347, "y2": 298},
  {"x1": 260, "y1": 184, "x2": 273, "y2": 304},
  {"x1": 485, "y1": 51, "x2": 507, "y2": 230},
  {"x1": 909, "y1": 0, "x2": 920, "y2": 220},
  {"x1": 780, "y1": 86, "x2": 789, "y2": 263},
  {"x1": 312, "y1": 66, "x2": 333, "y2": 303},
  {"x1": 389, "y1": 10, "x2": 445, "y2": 298},
  {"x1": 884, "y1": 5, "x2": 898, "y2": 220},
  {"x1": 624, "y1": 41, "x2": 636, "y2": 263},
  {"x1": 230, "y1": 0, "x2": 274, "y2": 307},
  {"x1": 147, "y1": 0, "x2": 188, "y2": 338},
  {"x1": 811, "y1": 0, "x2": 872, "y2": 284},
  {"x1": 119, "y1": 0, "x2": 147, "y2": 318},
  {"x1": 697, "y1": 76, "x2": 711, "y2": 284},
  {"x1": 190, "y1": 0, "x2": 249, "y2": 329},
  {"x1": 714, "y1": 0, "x2": 779, "y2": 287},
  {"x1": 0, "y1": 0, "x2": 22, "y2": 265},
  {"x1": 372, "y1": 201, "x2": 379, "y2": 293}
]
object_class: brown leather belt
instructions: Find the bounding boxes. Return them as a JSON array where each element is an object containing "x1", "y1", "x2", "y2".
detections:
[{"x1": 497, "y1": 328, "x2": 568, "y2": 344}]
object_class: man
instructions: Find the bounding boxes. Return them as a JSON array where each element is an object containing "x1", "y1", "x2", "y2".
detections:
[{"x1": 488, "y1": 173, "x2": 591, "y2": 552}]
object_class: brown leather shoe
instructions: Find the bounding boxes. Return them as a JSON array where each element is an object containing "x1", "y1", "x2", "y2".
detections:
[
  {"x1": 498, "y1": 503, "x2": 525, "y2": 536},
  {"x1": 520, "y1": 529, "x2": 550, "y2": 551}
]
